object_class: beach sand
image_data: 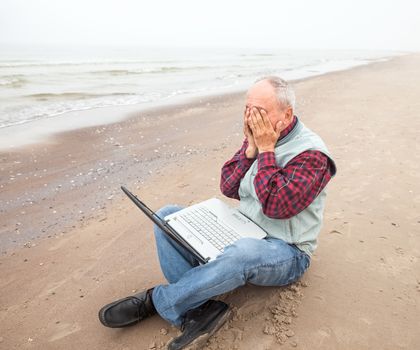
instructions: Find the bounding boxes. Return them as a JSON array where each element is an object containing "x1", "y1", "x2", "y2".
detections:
[{"x1": 1, "y1": 53, "x2": 419, "y2": 350}]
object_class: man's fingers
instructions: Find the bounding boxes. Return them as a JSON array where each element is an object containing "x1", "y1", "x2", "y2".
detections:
[
  {"x1": 245, "y1": 123, "x2": 253, "y2": 138},
  {"x1": 258, "y1": 107, "x2": 272, "y2": 129},
  {"x1": 246, "y1": 108, "x2": 253, "y2": 127},
  {"x1": 253, "y1": 107, "x2": 274, "y2": 134},
  {"x1": 251, "y1": 107, "x2": 264, "y2": 131},
  {"x1": 250, "y1": 108, "x2": 260, "y2": 133},
  {"x1": 259, "y1": 108, "x2": 272, "y2": 129},
  {"x1": 244, "y1": 117, "x2": 252, "y2": 138},
  {"x1": 248, "y1": 113, "x2": 256, "y2": 131}
]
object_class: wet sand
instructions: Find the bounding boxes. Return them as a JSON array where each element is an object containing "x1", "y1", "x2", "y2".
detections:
[{"x1": 1, "y1": 53, "x2": 420, "y2": 349}]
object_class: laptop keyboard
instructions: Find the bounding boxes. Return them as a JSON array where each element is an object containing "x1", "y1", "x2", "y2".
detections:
[{"x1": 178, "y1": 207, "x2": 241, "y2": 252}]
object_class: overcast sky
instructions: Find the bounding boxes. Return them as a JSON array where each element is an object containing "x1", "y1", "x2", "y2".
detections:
[{"x1": 0, "y1": 0, "x2": 419, "y2": 51}]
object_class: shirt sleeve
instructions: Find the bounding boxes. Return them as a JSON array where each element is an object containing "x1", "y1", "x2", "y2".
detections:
[
  {"x1": 253, "y1": 150, "x2": 333, "y2": 219},
  {"x1": 220, "y1": 139, "x2": 256, "y2": 200}
]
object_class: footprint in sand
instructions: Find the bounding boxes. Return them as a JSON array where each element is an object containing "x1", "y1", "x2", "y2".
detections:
[
  {"x1": 313, "y1": 326, "x2": 340, "y2": 347},
  {"x1": 48, "y1": 322, "x2": 81, "y2": 342}
]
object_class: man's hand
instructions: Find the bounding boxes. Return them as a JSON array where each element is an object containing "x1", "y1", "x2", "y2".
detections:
[
  {"x1": 249, "y1": 107, "x2": 283, "y2": 153},
  {"x1": 243, "y1": 107, "x2": 258, "y2": 158}
]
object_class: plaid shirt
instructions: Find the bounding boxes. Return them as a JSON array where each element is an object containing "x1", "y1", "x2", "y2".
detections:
[{"x1": 220, "y1": 116, "x2": 334, "y2": 219}]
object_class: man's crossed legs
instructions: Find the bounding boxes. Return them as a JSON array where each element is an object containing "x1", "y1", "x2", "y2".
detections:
[{"x1": 99, "y1": 205, "x2": 310, "y2": 349}]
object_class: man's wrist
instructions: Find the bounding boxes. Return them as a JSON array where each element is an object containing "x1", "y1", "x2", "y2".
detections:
[
  {"x1": 245, "y1": 146, "x2": 258, "y2": 159},
  {"x1": 258, "y1": 147, "x2": 275, "y2": 154}
]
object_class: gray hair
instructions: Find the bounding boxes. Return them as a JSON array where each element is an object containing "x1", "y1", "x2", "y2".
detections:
[{"x1": 255, "y1": 76, "x2": 295, "y2": 110}]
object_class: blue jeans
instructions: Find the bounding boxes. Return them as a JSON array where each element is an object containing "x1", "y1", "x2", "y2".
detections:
[{"x1": 151, "y1": 205, "x2": 310, "y2": 327}]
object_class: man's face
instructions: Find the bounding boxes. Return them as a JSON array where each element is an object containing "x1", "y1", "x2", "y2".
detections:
[{"x1": 245, "y1": 80, "x2": 292, "y2": 128}]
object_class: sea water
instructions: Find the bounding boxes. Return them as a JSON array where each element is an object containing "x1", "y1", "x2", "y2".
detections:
[{"x1": 0, "y1": 45, "x2": 400, "y2": 136}]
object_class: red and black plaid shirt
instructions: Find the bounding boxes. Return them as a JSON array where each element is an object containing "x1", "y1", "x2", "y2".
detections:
[{"x1": 220, "y1": 116, "x2": 334, "y2": 219}]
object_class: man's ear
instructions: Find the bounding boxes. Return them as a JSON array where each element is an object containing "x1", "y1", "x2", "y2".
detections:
[{"x1": 285, "y1": 107, "x2": 293, "y2": 123}]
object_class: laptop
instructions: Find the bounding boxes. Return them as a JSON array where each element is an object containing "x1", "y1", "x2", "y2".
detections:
[{"x1": 121, "y1": 186, "x2": 267, "y2": 264}]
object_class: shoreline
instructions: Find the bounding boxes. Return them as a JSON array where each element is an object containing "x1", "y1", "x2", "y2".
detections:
[
  {"x1": 0, "y1": 52, "x2": 403, "y2": 151},
  {"x1": 0, "y1": 52, "x2": 419, "y2": 350},
  {"x1": 0, "y1": 89, "x2": 241, "y2": 150}
]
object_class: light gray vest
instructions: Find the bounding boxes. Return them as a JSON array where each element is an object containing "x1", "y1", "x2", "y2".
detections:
[{"x1": 238, "y1": 118, "x2": 336, "y2": 257}]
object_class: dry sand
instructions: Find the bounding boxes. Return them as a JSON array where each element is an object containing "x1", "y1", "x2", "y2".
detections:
[{"x1": 0, "y1": 53, "x2": 419, "y2": 350}]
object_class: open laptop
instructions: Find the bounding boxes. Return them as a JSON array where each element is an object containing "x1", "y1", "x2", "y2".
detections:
[{"x1": 121, "y1": 186, "x2": 267, "y2": 264}]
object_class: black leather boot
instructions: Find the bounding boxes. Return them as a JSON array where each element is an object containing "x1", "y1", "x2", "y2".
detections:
[{"x1": 167, "y1": 300, "x2": 231, "y2": 350}]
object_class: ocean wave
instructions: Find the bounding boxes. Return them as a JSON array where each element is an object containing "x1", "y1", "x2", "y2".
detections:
[
  {"x1": 89, "y1": 67, "x2": 180, "y2": 76},
  {"x1": 0, "y1": 60, "x2": 219, "y2": 75},
  {"x1": 0, "y1": 83, "x2": 225, "y2": 129},
  {"x1": 240, "y1": 53, "x2": 276, "y2": 57},
  {"x1": 0, "y1": 93, "x2": 149, "y2": 129},
  {"x1": 24, "y1": 92, "x2": 136, "y2": 101},
  {"x1": 0, "y1": 59, "x2": 181, "y2": 69},
  {"x1": 0, "y1": 118, "x2": 32, "y2": 129},
  {"x1": 87, "y1": 65, "x2": 217, "y2": 76},
  {"x1": 0, "y1": 75, "x2": 27, "y2": 87}
]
